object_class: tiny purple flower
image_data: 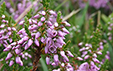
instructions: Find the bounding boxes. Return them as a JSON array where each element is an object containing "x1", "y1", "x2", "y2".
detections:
[{"x1": 5, "y1": 52, "x2": 13, "y2": 60}]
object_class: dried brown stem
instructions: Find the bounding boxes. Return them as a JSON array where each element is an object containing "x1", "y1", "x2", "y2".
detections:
[
  {"x1": 31, "y1": 45, "x2": 44, "y2": 71},
  {"x1": 62, "y1": 9, "x2": 81, "y2": 21}
]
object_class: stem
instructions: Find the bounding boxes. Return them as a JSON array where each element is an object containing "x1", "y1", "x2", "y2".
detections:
[
  {"x1": 14, "y1": 0, "x2": 39, "y2": 26},
  {"x1": 31, "y1": 46, "x2": 42, "y2": 71},
  {"x1": 97, "y1": 11, "x2": 101, "y2": 26},
  {"x1": 62, "y1": 9, "x2": 81, "y2": 21}
]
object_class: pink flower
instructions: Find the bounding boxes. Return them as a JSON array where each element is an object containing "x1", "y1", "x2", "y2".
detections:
[
  {"x1": 67, "y1": 51, "x2": 74, "y2": 57},
  {"x1": 60, "y1": 51, "x2": 69, "y2": 62},
  {"x1": 77, "y1": 62, "x2": 90, "y2": 71},
  {"x1": 25, "y1": 39, "x2": 33, "y2": 50},
  {"x1": 54, "y1": 55, "x2": 59, "y2": 65},
  {"x1": 84, "y1": 55, "x2": 90, "y2": 60},
  {"x1": 35, "y1": 38, "x2": 39, "y2": 46},
  {"x1": 15, "y1": 49, "x2": 21, "y2": 54},
  {"x1": 41, "y1": 17, "x2": 45, "y2": 22},
  {"x1": 92, "y1": 58, "x2": 100, "y2": 63},
  {"x1": 34, "y1": 14, "x2": 40, "y2": 18},
  {"x1": 16, "y1": 56, "x2": 23, "y2": 66},
  {"x1": 5, "y1": 53, "x2": 13, "y2": 60},
  {"x1": 9, "y1": 60, "x2": 14, "y2": 66},
  {"x1": 46, "y1": 57, "x2": 50, "y2": 65},
  {"x1": 77, "y1": 57, "x2": 83, "y2": 61},
  {"x1": 35, "y1": 32, "x2": 41, "y2": 39}
]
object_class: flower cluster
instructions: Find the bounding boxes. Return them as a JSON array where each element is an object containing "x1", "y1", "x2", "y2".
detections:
[
  {"x1": 40, "y1": 11, "x2": 74, "y2": 71},
  {"x1": 0, "y1": 9, "x2": 74, "y2": 71},
  {"x1": 0, "y1": 14, "x2": 33, "y2": 66},
  {"x1": 77, "y1": 42, "x2": 102, "y2": 71},
  {"x1": 4, "y1": 0, "x2": 39, "y2": 19}
]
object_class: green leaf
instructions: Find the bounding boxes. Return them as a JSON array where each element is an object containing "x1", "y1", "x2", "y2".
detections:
[
  {"x1": 26, "y1": 9, "x2": 32, "y2": 19},
  {"x1": 101, "y1": 14, "x2": 108, "y2": 23},
  {"x1": 0, "y1": 52, "x2": 7, "y2": 59},
  {"x1": 57, "y1": 11, "x2": 62, "y2": 23},
  {"x1": 12, "y1": 31, "x2": 18, "y2": 41},
  {"x1": 40, "y1": 57, "x2": 48, "y2": 71},
  {"x1": 63, "y1": 40, "x2": 71, "y2": 49},
  {"x1": 100, "y1": 59, "x2": 109, "y2": 71},
  {"x1": 77, "y1": 2, "x2": 89, "y2": 29},
  {"x1": 24, "y1": 24, "x2": 32, "y2": 38}
]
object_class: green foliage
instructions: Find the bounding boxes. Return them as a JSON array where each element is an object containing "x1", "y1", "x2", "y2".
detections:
[
  {"x1": 40, "y1": 57, "x2": 48, "y2": 71},
  {"x1": 100, "y1": 59, "x2": 109, "y2": 71},
  {"x1": 77, "y1": 2, "x2": 89, "y2": 29},
  {"x1": 0, "y1": 2, "x2": 6, "y2": 16},
  {"x1": 26, "y1": 9, "x2": 33, "y2": 19},
  {"x1": 41, "y1": 0, "x2": 50, "y2": 11},
  {"x1": 57, "y1": 11, "x2": 62, "y2": 23},
  {"x1": 12, "y1": 31, "x2": 18, "y2": 41},
  {"x1": 63, "y1": 40, "x2": 71, "y2": 49},
  {"x1": 0, "y1": 63, "x2": 14, "y2": 71},
  {"x1": 24, "y1": 24, "x2": 32, "y2": 38}
]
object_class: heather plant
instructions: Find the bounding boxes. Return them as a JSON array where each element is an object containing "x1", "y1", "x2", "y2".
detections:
[
  {"x1": 0, "y1": 0, "x2": 74, "y2": 71},
  {"x1": 0, "y1": 0, "x2": 113, "y2": 71}
]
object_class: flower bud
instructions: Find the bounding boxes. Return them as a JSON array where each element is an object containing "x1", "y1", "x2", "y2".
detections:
[
  {"x1": 34, "y1": 14, "x2": 40, "y2": 18},
  {"x1": 27, "y1": 39, "x2": 33, "y2": 47},
  {"x1": 38, "y1": 21, "x2": 43, "y2": 26},
  {"x1": 54, "y1": 55, "x2": 59, "y2": 64},
  {"x1": 5, "y1": 52, "x2": 13, "y2": 60},
  {"x1": 84, "y1": 55, "x2": 90, "y2": 60},
  {"x1": 92, "y1": 58, "x2": 100, "y2": 63},
  {"x1": 77, "y1": 57, "x2": 83, "y2": 61},
  {"x1": 41, "y1": 11, "x2": 46, "y2": 15},
  {"x1": 19, "y1": 21, "x2": 24, "y2": 25},
  {"x1": 60, "y1": 51, "x2": 69, "y2": 62},
  {"x1": 41, "y1": 37, "x2": 45, "y2": 43},
  {"x1": 49, "y1": 10, "x2": 56, "y2": 16},
  {"x1": 46, "y1": 21, "x2": 52, "y2": 26},
  {"x1": 54, "y1": 22, "x2": 58, "y2": 27},
  {"x1": 3, "y1": 45, "x2": 12, "y2": 51},
  {"x1": 67, "y1": 51, "x2": 74, "y2": 57},
  {"x1": 10, "y1": 42, "x2": 16, "y2": 46},
  {"x1": 62, "y1": 28, "x2": 69, "y2": 34},
  {"x1": 46, "y1": 57, "x2": 50, "y2": 65},
  {"x1": 16, "y1": 56, "x2": 23, "y2": 66},
  {"x1": 96, "y1": 51, "x2": 102, "y2": 55},
  {"x1": 35, "y1": 39, "x2": 39, "y2": 46},
  {"x1": 23, "y1": 36, "x2": 29, "y2": 41},
  {"x1": 63, "y1": 21, "x2": 71, "y2": 27},
  {"x1": 18, "y1": 39, "x2": 24, "y2": 45},
  {"x1": 2, "y1": 15, "x2": 5, "y2": 18},
  {"x1": 15, "y1": 49, "x2": 21, "y2": 54},
  {"x1": 35, "y1": 32, "x2": 41, "y2": 39},
  {"x1": 93, "y1": 53, "x2": 97, "y2": 58},
  {"x1": 25, "y1": 39, "x2": 33, "y2": 50},
  {"x1": 41, "y1": 17, "x2": 45, "y2": 22},
  {"x1": 9, "y1": 60, "x2": 14, "y2": 66},
  {"x1": 56, "y1": 37, "x2": 65, "y2": 45}
]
